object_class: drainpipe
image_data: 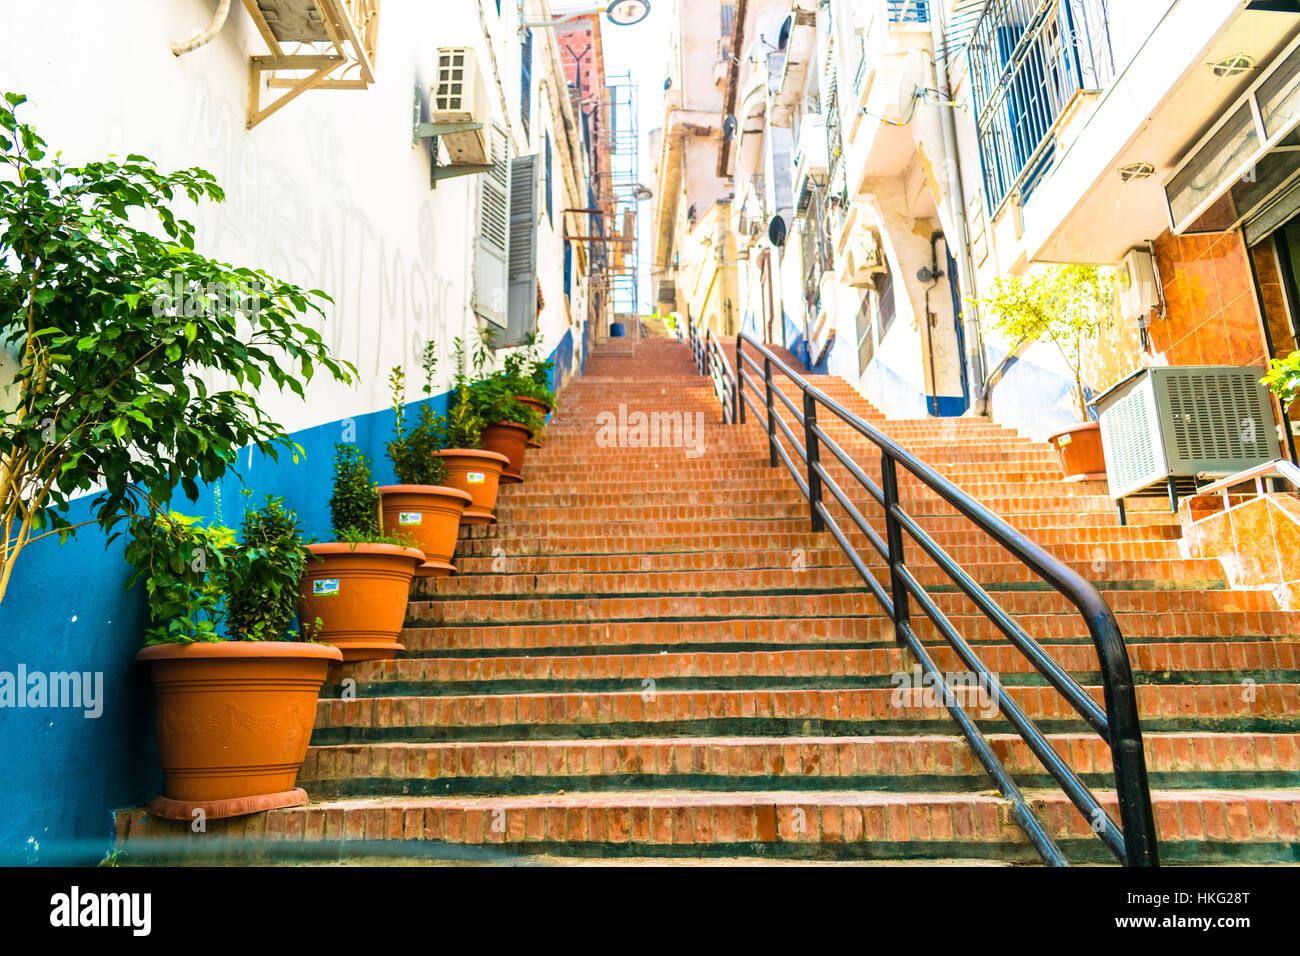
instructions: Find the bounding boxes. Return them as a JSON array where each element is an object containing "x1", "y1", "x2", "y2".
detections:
[
  {"x1": 929, "y1": 4, "x2": 987, "y2": 414},
  {"x1": 171, "y1": 0, "x2": 232, "y2": 56}
]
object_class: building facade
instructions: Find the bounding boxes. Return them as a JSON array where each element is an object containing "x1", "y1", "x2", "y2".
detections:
[{"x1": 688, "y1": 0, "x2": 1300, "y2": 455}]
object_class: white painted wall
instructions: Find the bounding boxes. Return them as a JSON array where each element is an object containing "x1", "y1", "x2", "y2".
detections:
[{"x1": 0, "y1": 0, "x2": 585, "y2": 440}]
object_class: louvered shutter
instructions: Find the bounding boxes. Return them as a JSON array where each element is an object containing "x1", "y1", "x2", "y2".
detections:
[
  {"x1": 474, "y1": 125, "x2": 511, "y2": 328},
  {"x1": 504, "y1": 154, "x2": 539, "y2": 347}
]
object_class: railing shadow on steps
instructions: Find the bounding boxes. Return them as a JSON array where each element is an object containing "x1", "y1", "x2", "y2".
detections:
[{"x1": 682, "y1": 317, "x2": 1158, "y2": 867}]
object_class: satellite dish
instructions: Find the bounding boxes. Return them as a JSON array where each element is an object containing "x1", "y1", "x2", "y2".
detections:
[
  {"x1": 722, "y1": 114, "x2": 739, "y2": 141},
  {"x1": 768, "y1": 214, "x2": 788, "y2": 248},
  {"x1": 896, "y1": 48, "x2": 926, "y2": 125},
  {"x1": 606, "y1": 0, "x2": 651, "y2": 27},
  {"x1": 777, "y1": 14, "x2": 793, "y2": 51}
]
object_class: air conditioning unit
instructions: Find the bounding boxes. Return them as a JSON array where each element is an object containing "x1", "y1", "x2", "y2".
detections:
[
  {"x1": 1096, "y1": 366, "x2": 1282, "y2": 506},
  {"x1": 1116, "y1": 247, "x2": 1158, "y2": 323},
  {"x1": 845, "y1": 226, "x2": 887, "y2": 287},
  {"x1": 432, "y1": 47, "x2": 491, "y2": 166}
]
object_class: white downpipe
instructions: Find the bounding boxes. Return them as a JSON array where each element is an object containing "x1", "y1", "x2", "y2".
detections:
[{"x1": 171, "y1": 0, "x2": 232, "y2": 56}]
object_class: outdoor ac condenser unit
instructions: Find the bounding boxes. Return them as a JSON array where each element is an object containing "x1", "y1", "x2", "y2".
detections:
[
  {"x1": 1096, "y1": 365, "x2": 1281, "y2": 505},
  {"x1": 432, "y1": 47, "x2": 491, "y2": 166},
  {"x1": 846, "y1": 227, "x2": 887, "y2": 287}
]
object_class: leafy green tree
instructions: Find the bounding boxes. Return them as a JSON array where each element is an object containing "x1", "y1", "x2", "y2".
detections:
[
  {"x1": 973, "y1": 264, "x2": 1113, "y2": 421},
  {"x1": 0, "y1": 92, "x2": 354, "y2": 603}
]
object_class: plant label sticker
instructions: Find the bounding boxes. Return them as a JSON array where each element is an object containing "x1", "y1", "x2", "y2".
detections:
[
  {"x1": 399, "y1": 512, "x2": 423, "y2": 526},
  {"x1": 467, "y1": 472, "x2": 486, "y2": 484},
  {"x1": 314, "y1": 579, "x2": 341, "y2": 596},
  {"x1": 1058, "y1": 434, "x2": 1073, "y2": 446}
]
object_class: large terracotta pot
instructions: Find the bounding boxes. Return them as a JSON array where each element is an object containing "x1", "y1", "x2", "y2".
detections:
[
  {"x1": 481, "y1": 422, "x2": 531, "y2": 484},
  {"x1": 137, "y1": 640, "x2": 342, "y2": 821},
  {"x1": 299, "y1": 542, "x2": 424, "y2": 661},
  {"x1": 1048, "y1": 421, "x2": 1107, "y2": 482},
  {"x1": 517, "y1": 395, "x2": 551, "y2": 449},
  {"x1": 378, "y1": 484, "x2": 472, "y2": 577},
  {"x1": 436, "y1": 449, "x2": 509, "y2": 525}
]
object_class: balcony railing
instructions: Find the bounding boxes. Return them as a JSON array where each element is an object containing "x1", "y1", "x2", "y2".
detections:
[
  {"x1": 888, "y1": 0, "x2": 931, "y2": 23},
  {"x1": 968, "y1": 0, "x2": 1114, "y2": 212}
]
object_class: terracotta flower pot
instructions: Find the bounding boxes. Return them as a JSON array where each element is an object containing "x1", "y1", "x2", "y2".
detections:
[
  {"x1": 378, "y1": 484, "x2": 472, "y2": 577},
  {"x1": 299, "y1": 542, "x2": 424, "y2": 661},
  {"x1": 1048, "y1": 421, "x2": 1107, "y2": 482},
  {"x1": 137, "y1": 640, "x2": 342, "y2": 821},
  {"x1": 436, "y1": 448, "x2": 509, "y2": 525},
  {"x1": 481, "y1": 421, "x2": 531, "y2": 484},
  {"x1": 517, "y1": 395, "x2": 551, "y2": 449}
]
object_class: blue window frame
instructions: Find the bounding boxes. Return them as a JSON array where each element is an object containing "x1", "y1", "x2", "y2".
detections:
[
  {"x1": 544, "y1": 130, "x2": 554, "y2": 225},
  {"x1": 520, "y1": 29, "x2": 533, "y2": 141},
  {"x1": 968, "y1": 0, "x2": 1113, "y2": 212}
]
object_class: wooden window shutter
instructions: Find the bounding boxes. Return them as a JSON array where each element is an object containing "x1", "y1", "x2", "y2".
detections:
[
  {"x1": 473, "y1": 125, "x2": 511, "y2": 329},
  {"x1": 504, "y1": 153, "x2": 540, "y2": 347}
]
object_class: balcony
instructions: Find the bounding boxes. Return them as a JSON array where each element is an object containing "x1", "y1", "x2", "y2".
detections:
[
  {"x1": 968, "y1": 0, "x2": 1114, "y2": 214},
  {"x1": 888, "y1": 0, "x2": 931, "y2": 23}
]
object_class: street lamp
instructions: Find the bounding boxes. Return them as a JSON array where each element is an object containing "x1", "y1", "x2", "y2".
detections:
[
  {"x1": 521, "y1": 1, "x2": 651, "y2": 31},
  {"x1": 634, "y1": 185, "x2": 653, "y2": 201}
]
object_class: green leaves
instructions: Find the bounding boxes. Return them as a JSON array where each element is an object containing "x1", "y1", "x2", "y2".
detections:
[
  {"x1": 329, "y1": 443, "x2": 385, "y2": 540},
  {"x1": 0, "y1": 92, "x2": 356, "y2": 604},
  {"x1": 126, "y1": 496, "x2": 311, "y2": 644},
  {"x1": 972, "y1": 264, "x2": 1114, "y2": 421},
  {"x1": 1263, "y1": 350, "x2": 1300, "y2": 412}
]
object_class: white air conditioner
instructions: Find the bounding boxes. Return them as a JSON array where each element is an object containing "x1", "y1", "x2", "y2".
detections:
[
  {"x1": 433, "y1": 47, "x2": 491, "y2": 166},
  {"x1": 1116, "y1": 247, "x2": 1158, "y2": 323},
  {"x1": 846, "y1": 226, "x2": 887, "y2": 286},
  {"x1": 1096, "y1": 366, "x2": 1282, "y2": 505}
]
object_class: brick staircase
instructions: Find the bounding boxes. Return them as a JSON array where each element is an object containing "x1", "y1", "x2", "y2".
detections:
[{"x1": 116, "y1": 336, "x2": 1300, "y2": 864}]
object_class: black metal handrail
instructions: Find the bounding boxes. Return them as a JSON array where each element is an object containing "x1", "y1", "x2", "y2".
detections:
[{"x1": 683, "y1": 318, "x2": 1158, "y2": 866}]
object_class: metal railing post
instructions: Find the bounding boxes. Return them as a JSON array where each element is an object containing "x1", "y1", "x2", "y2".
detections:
[
  {"x1": 880, "y1": 453, "x2": 910, "y2": 644},
  {"x1": 803, "y1": 391, "x2": 825, "y2": 533},
  {"x1": 735, "y1": 339, "x2": 746, "y2": 424},
  {"x1": 764, "y1": 355, "x2": 777, "y2": 468}
]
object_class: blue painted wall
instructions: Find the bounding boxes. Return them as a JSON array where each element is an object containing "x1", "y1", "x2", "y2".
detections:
[{"x1": 0, "y1": 335, "x2": 573, "y2": 865}]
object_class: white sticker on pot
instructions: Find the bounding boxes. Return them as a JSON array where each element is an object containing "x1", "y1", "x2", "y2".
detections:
[
  {"x1": 1058, "y1": 434, "x2": 1073, "y2": 446},
  {"x1": 467, "y1": 472, "x2": 486, "y2": 484},
  {"x1": 314, "y1": 579, "x2": 341, "y2": 596},
  {"x1": 399, "y1": 512, "x2": 423, "y2": 526}
]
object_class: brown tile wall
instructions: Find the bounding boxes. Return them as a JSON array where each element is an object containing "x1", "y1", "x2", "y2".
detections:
[{"x1": 1149, "y1": 229, "x2": 1269, "y2": 368}]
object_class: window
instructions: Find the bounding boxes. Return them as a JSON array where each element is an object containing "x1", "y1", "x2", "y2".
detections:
[
  {"x1": 564, "y1": 240, "x2": 574, "y2": 301},
  {"x1": 721, "y1": 3, "x2": 736, "y2": 38},
  {"x1": 855, "y1": 291, "x2": 876, "y2": 374},
  {"x1": 874, "y1": 269, "x2": 896, "y2": 338},
  {"x1": 544, "y1": 130, "x2": 554, "y2": 225},
  {"x1": 520, "y1": 29, "x2": 533, "y2": 141},
  {"x1": 968, "y1": 0, "x2": 1114, "y2": 212}
]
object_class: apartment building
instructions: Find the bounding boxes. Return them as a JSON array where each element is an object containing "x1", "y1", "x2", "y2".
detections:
[{"x1": 704, "y1": 0, "x2": 1300, "y2": 453}]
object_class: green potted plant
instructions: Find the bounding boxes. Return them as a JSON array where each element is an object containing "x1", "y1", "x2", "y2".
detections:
[
  {"x1": 503, "y1": 334, "x2": 557, "y2": 449},
  {"x1": 381, "y1": 341, "x2": 471, "y2": 575},
  {"x1": 466, "y1": 330, "x2": 545, "y2": 483},
  {"x1": 128, "y1": 496, "x2": 342, "y2": 821},
  {"x1": 434, "y1": 337, "x2": 510, "y2": 525},
  {"x1": 299, "y1": 444, "x2": 425, "y2": 660},
  {"x1": 974, "y1": 264, "x2": 1113, "y2": 481},
  {"x1": 0, "y1": 92, "x2": 354, "y2": 605}
]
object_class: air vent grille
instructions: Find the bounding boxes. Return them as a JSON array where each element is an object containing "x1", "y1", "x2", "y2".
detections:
[{"x1": 436, "y1": 48, "x2": 470, "y2": 112}]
